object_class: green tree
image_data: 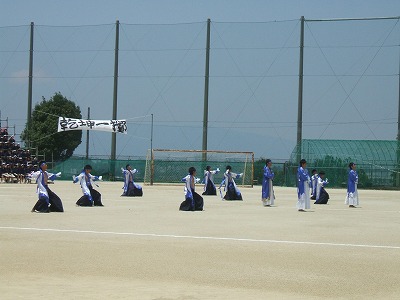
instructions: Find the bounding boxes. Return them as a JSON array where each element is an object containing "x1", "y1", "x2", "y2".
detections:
[{"x1": 21, "y1": 92, "x2": 82, "y2": 161}]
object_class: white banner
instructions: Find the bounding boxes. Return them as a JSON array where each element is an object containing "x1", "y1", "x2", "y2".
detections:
[{"x1": 57, "y1": 117, "x2": 127, "y2": 134}]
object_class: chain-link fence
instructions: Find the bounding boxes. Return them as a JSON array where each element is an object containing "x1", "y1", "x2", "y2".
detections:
[
  {"x1": 0, "y1": 17, "x2": 400, "y2": 187},
  {"x1": 287, "y1": 139, "x2": 400, "y2": 189},
  {"x1": 1, "y1": 17, "x2": 399, "y2": 176},
  {"x1": 51, "y1": 151, "x2": 400, "y2": 190}
]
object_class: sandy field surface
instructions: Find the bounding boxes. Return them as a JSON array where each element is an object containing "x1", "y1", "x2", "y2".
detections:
[{"x1": 1, "y1": 181, "x2": 400, "y2": 299}]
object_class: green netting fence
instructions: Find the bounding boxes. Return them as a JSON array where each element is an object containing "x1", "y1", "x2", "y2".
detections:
[
  {"x1": 51, "y1": 156, "x2": 147, "y2": 182},
  {"x1": 51, "y1": 151, "x2": 255, "y2": 186},
  {"x1": 287, "y1": 139, "x2": 400, "y2": 189},
  {"x1": 145, "y1": 160, "x2": 254, "y2": 185},
  {"x1": 51, "y1": 156, "x2": 286, "y2": 187},
  {"x1": 50, "y1": 139, "x2": 400, "y2": 190},
  {"x1": 144, "y1": 149, "x2": 255, "y2": 186}
]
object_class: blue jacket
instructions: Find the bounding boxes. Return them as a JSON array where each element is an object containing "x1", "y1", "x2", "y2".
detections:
[{"x1": 347, "y1": 169, "x2": 358, "y2": 193}]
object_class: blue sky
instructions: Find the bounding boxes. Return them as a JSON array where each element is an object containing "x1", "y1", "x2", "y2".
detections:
[
  {"x1": 1, "y1": 1, "x2": 399, "y2": 26},
  {"x1": 1, "y1": 1, "x2": 400, "y2": 160}
]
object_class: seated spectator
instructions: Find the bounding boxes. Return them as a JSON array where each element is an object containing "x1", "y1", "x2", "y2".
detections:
[{"x1": 0, "y1": 127, "x2": 42, "y2": 184}]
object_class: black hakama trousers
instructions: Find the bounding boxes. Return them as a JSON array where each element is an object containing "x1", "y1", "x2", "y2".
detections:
[
  {"x1": 179, "y1": 192, "x2": 204, "y2": 211},
  {"x1": 223, "y1": 183, "x2": 243, "y2": 201},
  {"x1": 314, "y1": 188, "x2": 330, "y2": 204},
  {"x1": 202, "y1": 181, "x2": 217, "y2": 195},
  {"x1": 125, "y1": 182, "x2": 143, "y2": 197},
  {"x1": 32, "y1": 187, "x2": 64, "y2": 212},
  {"x1": 76, "y1": 186, "x2": 103, "y2": 206}
]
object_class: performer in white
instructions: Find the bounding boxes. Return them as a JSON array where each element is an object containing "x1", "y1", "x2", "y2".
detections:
[
  {"x1": 345, "y1": 162, "x2": 359, "y2": 208},
  {"x1": 73, "y1": 164, "x2": 104, "y2": 206},
  {"x1": 202, "y1": 166, "x2": 220, "y2": 195},
  {"x1": 219, "y1": 165, "x2": 243, "y2": 200},
  {"x1": 179, "y1": 167, "x2": 203, "y2": 211},
  {"x1": 314, "y1": 171, "x2": 329, "y2": 204},
  {"x1": 297, "y1": 159, "x2": 310, "y2": 211},
  {"x1": 31, "y1": 160, "x2": 63, "y2": 213},
  {"x1": 310, "y1": 169, "x2": 318, "y2": 200},
  {"x1": 261, "y1": 159, "x2": 275, "y2": 207},
  {"x1": 121, "y1": 164, "x2": 143, "y2": 196}
]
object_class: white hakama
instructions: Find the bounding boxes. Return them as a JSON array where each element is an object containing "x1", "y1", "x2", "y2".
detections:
[
  {"x1": 297, "y1": 181, "x2": 310, "y2": 210},
  {"x1": 262, "y1": 180, "x2": 275, "y2": 206},
  {"x1": 345, "y1": 186, "x2": 359, "y2": 206}
]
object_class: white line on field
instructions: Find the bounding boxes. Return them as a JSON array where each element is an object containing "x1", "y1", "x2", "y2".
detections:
[
  {"x1": 0, "y1": 226, "x2": 399, "y2": 250},
  {"x1": 311, "y1": 208, "x2": 400, "y2": 213}
]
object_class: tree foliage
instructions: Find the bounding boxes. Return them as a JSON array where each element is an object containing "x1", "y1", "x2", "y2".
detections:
[{"x1": 21, "y1": 92, "x2": 82, "y2": 161}]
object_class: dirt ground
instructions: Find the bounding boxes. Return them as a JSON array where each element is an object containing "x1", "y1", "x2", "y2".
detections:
[{"x1": 1, "y1": 181, "x2": 400, "y2": 299}]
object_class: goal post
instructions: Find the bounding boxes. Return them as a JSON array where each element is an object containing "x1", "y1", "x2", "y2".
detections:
[{"x1": 144, "y1": 149, "x2": 254, "y2": 186}]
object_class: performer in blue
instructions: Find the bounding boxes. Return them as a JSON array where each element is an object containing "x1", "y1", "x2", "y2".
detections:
[
  {"x1": 297, "y1": 159, "x2": 310, "y2": 211},
  {"x1": 345, "y1": 162, "x2": 359, "y2": 208},
  {"x1": 314, "y1": 171, "x2": 329, "y2": 204},
  {"x1": 121, "y1": 164, "x2": 143, "y2": 196},
  {"x1": 219, "y1": 165, "x2": 243, "y2": 200},
  {"x1": 261, "y1": 159, "x2": 275, "y2": 207},
  {"x1": 73, "y1": 164, "x2": 104, "y2": 206},
  {"x1": 31, "y1": 161, "x2": 63, "y2": 213},
  {"x1": 202, "y1": 165, "x2": 220, "y2": 195},
  {"x1": 310, "y1": 169, "x2": 318, "y2": 200},
  {"x1": 179, "y1": 167, "x2": 204, "y2": 211}
]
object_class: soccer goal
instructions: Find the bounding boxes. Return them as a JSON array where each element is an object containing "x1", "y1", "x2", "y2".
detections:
[{"x1": 144, "y1": 149, "x2": 254, "y2": 186}]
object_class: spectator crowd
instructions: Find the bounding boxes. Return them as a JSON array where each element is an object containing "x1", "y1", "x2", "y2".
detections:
[{"x1": 0, "y1": 128, "x2": 39, "y2": 183}]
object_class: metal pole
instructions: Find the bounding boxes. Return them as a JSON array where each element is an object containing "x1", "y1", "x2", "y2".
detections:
[
  {"x1": 111, "y1": 20, "x2": 119, "y2": 159},
  {"x1": 297, "y1": 16, "x2": 305, "y2": 163},
  {"x1": 27, "y1": 22, "x2": 34, "y2": 148},
  {"x1": 150, "y1": 114, "x2": 154, "y2": 156},
  {"x1": 397, "y1": 32, "x2": 400, "y2": 186},
  {"x1": 251, "y1": 153, "x2": 254, "y2": 187},
  {"x1": 202, "y1": 18, "x2": 211, "y2": 161},
  {"x1": 397, "y1": 36, "x2": 400, "y2": 141},
  {"x1": 86, "y1": 107, "x2": 90, "y2": 159},
  {"x1": 150, "y1": 113, "x2": 154, "y2": 185},
  {"x1": 111, "y1": 20, "x2": 119, "y2": 179}
]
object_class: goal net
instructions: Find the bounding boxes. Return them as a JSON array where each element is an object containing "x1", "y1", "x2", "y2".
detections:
[{"x1": 144, "y1": 149, "x2": 254, "y2": 186}]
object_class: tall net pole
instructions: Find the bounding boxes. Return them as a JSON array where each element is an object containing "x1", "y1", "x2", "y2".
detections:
[
  {"x1": 150, "y1": 114, "x2": 154, "y2": 185},
  {"x1": 111, "y1": 20, "x2": 119, "y2": 180},
  {"x1": 86, "y1": 107, "x2": 90, "y2": 159},
  {"x1": 296, "y1": 16, "x2": 305, "y2": 164},
  {"x1": 202, "y1": 19, "x2": 211, "y2": 161},
  {"x1": 397, "y1": 32, "x2": 400, "y2": 186},
  {"x1": 27, "y1": 22, "x2": 34, "y2": 148}
]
